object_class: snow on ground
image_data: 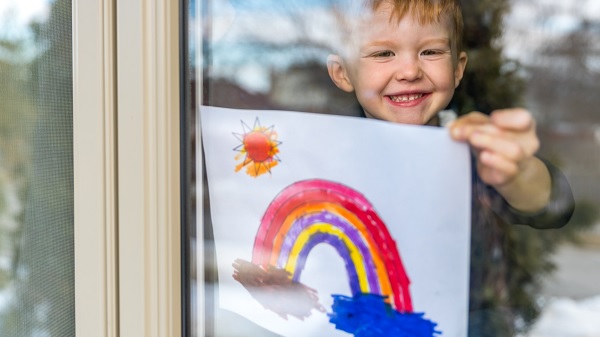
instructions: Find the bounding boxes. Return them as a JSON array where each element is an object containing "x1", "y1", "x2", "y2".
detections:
[
  {"x1": 526, "y1": 296, "x2": 600, "y2": 337},
  {"x1": 529, "y1": 241, "x2": 600, "y2": 336}
]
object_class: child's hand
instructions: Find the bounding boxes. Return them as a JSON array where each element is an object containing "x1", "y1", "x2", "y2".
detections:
[
  {"x1": 449, "y1": 109, "x2": 551, "y2": 212},
  {"x1": 449, "y1": 109, "x2": 538, "y2": 187}
]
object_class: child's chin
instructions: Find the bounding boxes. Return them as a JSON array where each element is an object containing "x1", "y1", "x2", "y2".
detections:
[
  {"x1": 388, "y1": 114, "x2": 428, "y2": 125},
  {"x1": 365, "y1": 110, "x2": 430, "y2": 125}
]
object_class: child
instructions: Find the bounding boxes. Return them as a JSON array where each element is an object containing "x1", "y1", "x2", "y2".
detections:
[{"x1": 326, "y1": 0, "x2": 574, "y2": 334}]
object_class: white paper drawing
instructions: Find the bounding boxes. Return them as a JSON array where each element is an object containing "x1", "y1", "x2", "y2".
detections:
[{"x1": 200, "y1": 106, "x2": 471, "y2": 337}]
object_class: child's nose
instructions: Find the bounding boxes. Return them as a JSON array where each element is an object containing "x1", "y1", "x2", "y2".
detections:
[{"x1": 393, "y1": 56, "x2": 422, "y2": 81}]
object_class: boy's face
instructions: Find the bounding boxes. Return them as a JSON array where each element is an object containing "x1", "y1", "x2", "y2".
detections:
[{"x1": 328, "y1": 4, "x2": 467, "y2": 125}]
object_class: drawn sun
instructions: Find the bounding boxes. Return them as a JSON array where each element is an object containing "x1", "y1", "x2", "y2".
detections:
[{"x1": 233, "y1": 118, "x2": 282, "y2": 177}]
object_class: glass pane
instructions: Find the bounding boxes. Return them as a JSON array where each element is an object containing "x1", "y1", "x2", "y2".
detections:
[
  {"x1": 0, "y1": 0, "x2": 74, "y2": 336},
  {"x1": 197, "y1": 0, "x2": 360, "y2": 116},
  {"x1": 184, "y1": 0, "x2": 600, "y2": 336},
  {"x1": 500, "y1": 1, "x2": 600, "y2": 336}
]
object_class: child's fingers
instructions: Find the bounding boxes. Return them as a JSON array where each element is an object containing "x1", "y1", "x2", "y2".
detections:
[
  {"x1": 469, "y1": 124, "x2": 540, "y2": 158},
  {"x1": 452, "y1": 111, "x2": 489, "y2": 124},
  {"x1": 469, "y1": 131, "x2": 527, "y2": 162},
  {"x1": 454, "y1": 108, "x2": 543, "y2": 189},
  {"x1": 470, "y1": 127, "x2": 541, "y2": 187},
  {"x1": 490, "y1": 108, "x2": 535, "y2": 131},
  {"x1": 451, "y1": 109, "x2": 536, "y2": 141},
  {"x1": 449, "y1": 112, "x2": 490, "y2": 140},
  {"x1": 477, "y1": 151, "x2": 519, "y2": 186}
]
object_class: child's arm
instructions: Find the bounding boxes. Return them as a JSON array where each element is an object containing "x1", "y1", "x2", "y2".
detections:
[{"x1": 448, "y1": 109, "x2": 551, "y2": 213}]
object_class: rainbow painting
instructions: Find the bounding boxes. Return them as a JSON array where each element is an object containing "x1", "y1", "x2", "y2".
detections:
[{"x1": 233, "y1": 179, "x2": 440, "y2": 336}]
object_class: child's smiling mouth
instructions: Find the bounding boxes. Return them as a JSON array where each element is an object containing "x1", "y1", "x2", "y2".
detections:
[
  {"x1": 389, "y1": 93, "x2": 424, "y2": 102},
  {"x1": 386, "y1": 92, "x2": 430, "y2": 106}
]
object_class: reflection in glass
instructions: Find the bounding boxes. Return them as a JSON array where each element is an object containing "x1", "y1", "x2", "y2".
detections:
[
  {"x1": 200, "y1": 0, "x2": 360, "y2": 116},
  {"x1": 187, "y1": 0, "x2": 600, "y2": 336},
  {"x1": 0, "y1": 0, "x2": 74, "y2": 336},
  {"x1": 501, "y1": 1, "x2": 600, "y2": 335}
]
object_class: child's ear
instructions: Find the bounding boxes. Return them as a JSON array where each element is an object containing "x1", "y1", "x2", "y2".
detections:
[
  {"x1": 327, "y1": 54, "x2": 355, "y2": 93},
  {"x1": 454, "y1": 51, "x2": 468, "y2": 87}
]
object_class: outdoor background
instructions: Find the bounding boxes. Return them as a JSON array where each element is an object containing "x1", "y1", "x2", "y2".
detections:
[
  {"x1": 0, "y1": 0, "x2": 598, "y2": 336},
  {"x1": 196, "y1": 0, "x2": 600, "y2": 336},
  {"x1": 0, "y1": 0, "x2": 74, "y2": 336}
]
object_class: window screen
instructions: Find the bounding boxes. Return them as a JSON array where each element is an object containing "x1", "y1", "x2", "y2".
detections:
[{"x1": 0, "y1": 1, "x2": 74, "y2": 336}]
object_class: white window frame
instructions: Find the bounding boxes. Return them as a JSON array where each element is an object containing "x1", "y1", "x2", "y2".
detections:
[
  {"x1": 73, "y1": 0, "x2": 182, "y2": 336},
  {"x1": 73, "y1": 0, "x2": 119, "y2": 336}
]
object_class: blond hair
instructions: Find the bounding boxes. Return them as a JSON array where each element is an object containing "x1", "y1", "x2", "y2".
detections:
[{"x1": 333, "y1": 0, "x2": 464, "y2": 62}]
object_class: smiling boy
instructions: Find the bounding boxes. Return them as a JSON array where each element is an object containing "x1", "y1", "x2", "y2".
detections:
[
  {"x1": 327, "y1": 0, "x2": 572, "y2": 218},
  {"x1": 328, "y1": 0, "x2": 466, "y2": 126},
  {"x1": 326, "y1": 0, "x2": 574, "y2": 333}
]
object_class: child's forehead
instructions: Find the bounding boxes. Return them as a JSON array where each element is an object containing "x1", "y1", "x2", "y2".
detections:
[
  {"x1": 354, "y1": 5, "x2": 452, "y2": 37},
  {"x1": 331, "y1": 1, "x2": 459, "y2": 54}
]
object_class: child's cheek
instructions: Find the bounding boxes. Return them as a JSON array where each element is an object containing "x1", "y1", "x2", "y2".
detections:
[{"x1": 361, "y1": 90, "x2": 378, "y2": 100}]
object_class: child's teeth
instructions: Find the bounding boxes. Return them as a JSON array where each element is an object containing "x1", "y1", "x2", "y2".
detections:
[{"x1": 391, "y1": 94, "x2": 422, "y2": 102}]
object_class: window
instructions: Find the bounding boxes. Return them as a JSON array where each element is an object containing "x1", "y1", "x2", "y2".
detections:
[
  {"x1": 185, "y1": 1, "x2": 600, "y2": 336},
  {"x1": 0, "y1": 1, "x2": 74, "y2": 335}
]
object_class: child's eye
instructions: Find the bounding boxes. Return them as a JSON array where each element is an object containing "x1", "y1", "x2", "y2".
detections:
[
  {"x1": 370, "y1": 50, "x2": 395, "y2": 58},
  {"x1": 421, "y1": 49, "x2": 449, "y2": 57}
]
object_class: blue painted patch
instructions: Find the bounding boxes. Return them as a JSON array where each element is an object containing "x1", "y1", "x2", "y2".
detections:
[{"x1": 328, "y1": 294, "x2": 441, "y2": 337}]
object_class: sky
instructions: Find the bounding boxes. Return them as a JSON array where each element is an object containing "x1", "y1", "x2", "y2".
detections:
[
  {"x1": 195, "y1": 0, "x2": 600, "y2": 94},
  {"x1": 0, "y1": 0, "x2": 51, "y2": 61},
  {"x1": 0, "y1": 0, "x2": 50, "y2": 40}
]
